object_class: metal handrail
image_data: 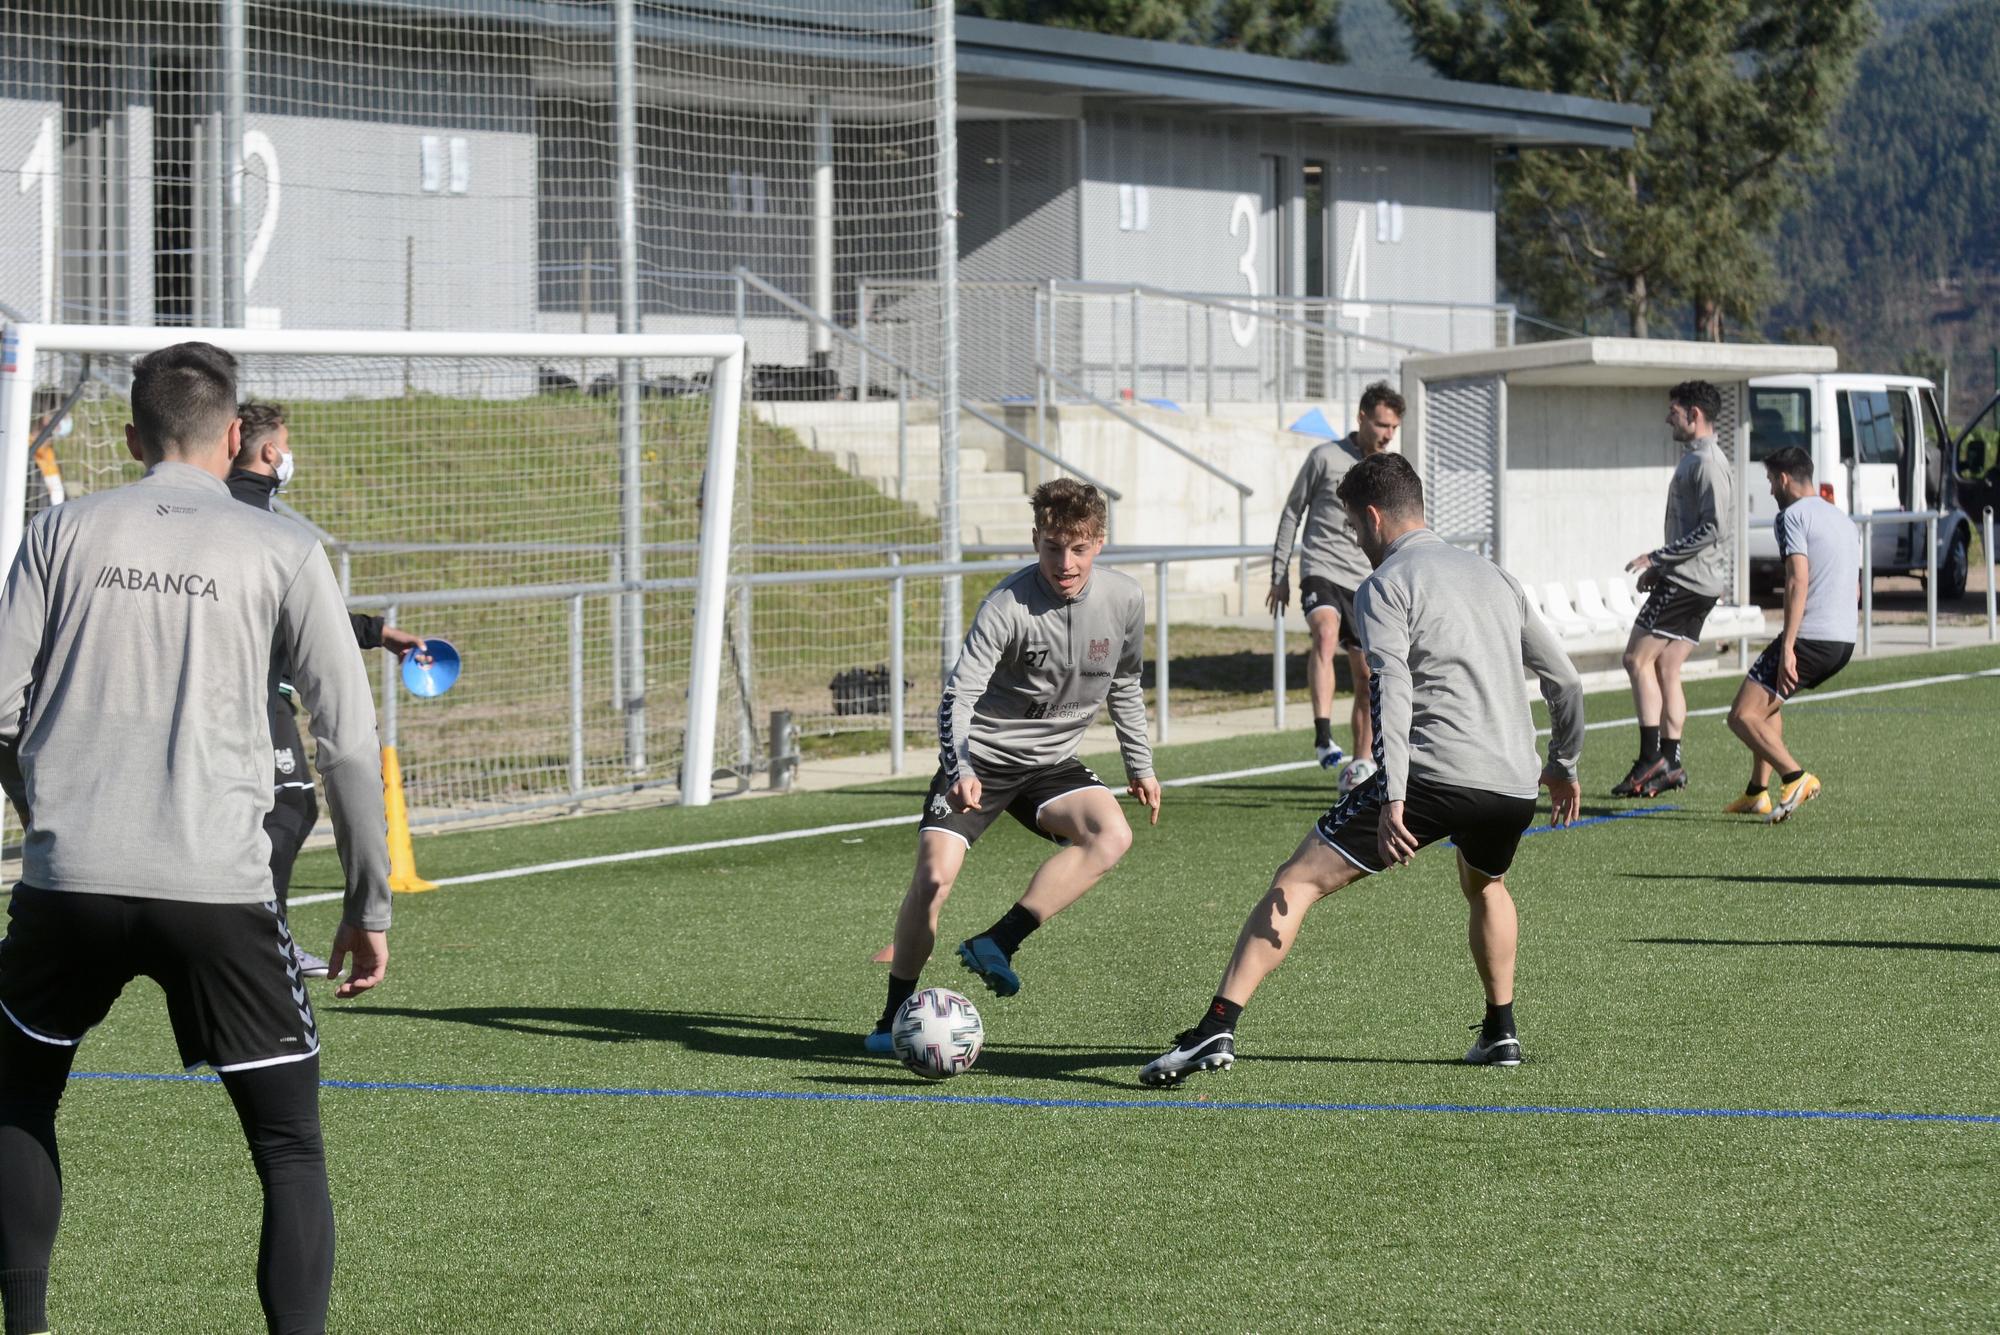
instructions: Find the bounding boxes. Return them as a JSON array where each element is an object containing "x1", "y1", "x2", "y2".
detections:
[
  {"x1": 732, "y1": 268, "x2": 1125, "y2": 522},
  {"x1": 862, "y1": 278, "x2": 1516, "y2": 320},
  {"x1": 1124, "y1": 284, "x2": 1436, "y2": 356}
]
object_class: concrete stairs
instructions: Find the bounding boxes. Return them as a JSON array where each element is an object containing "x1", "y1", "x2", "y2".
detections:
[{"x1": 757, "y1": 402, "x2": 1034, "y2": 548}]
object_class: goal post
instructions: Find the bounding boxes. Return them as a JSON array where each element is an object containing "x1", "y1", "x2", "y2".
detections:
[{"x1": 0, "y1": 322, "x2": 746, "y2": 810}]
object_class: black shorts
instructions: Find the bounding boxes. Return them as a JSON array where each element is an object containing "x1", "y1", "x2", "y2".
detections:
[
  {"x1": 1633, "y1": 580, "x2": 1718, "y2": 643},
  {"x1": 0, "y1": 886, "x2": 318, "y2": 1073},
  {"x1": 1747, "y1": 637, "x2": 1853, "y2": 701},
  {"x1": 919, "y1": 758, "x2": 1108, "y2": 847},
  {"x1": 1314, "y1": 775, "x2": 1538, "y2": 878},
  {"x1": 1300, "y1": 577, "x2": 1362, "y2": 652}
]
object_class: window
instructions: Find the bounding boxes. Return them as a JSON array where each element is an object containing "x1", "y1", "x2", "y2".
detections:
[
  {"x1": 1839, "y1": 390, "x2": 1900, "y2": 464},
  {"x1": 1749, "y1": 387, "x2": 1810, "y2": 462}
]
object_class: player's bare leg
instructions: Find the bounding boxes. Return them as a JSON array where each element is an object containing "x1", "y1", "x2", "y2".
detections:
[
  {"x1": 1656, "y1": 635, "x2": 1698, "y2": 745},
  {"x1": 889, "y1": 830, "x2": 970, "y2": 981},
  {"x1": 1215, "y1": 834, "x2": 1367, "y2": 1007},
  {"x1": 1340, "y1": 643, "x2": 1377, "y2": 791},
  {"x1": 1140, "y1": 834, "x2": 1363, "y2": 1085},
  {"x1": 957, "y1": 787, "x2": 1133, "y2": 998},
  {"x1": 866, "y1": 831, "x2": 969, "y2": 1048},
  {"x1": 1727, "y1": 679, "x2": 1796, "y2": 787},
  {"x1": 1460, "y1": 852, "x2": 1524, "y2": 1066},
  {"x1": 1616, "y1": 630, "x2": 1671, "y2": 795},
  {"x1": 1306, "y1": 608, "x2": 1343, "y2": 766}
]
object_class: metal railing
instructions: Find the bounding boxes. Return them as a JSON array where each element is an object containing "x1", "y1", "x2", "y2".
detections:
[
  {"x1": 1034, "y1": 361, "x2": 1254, "y2": 612},
  {"x1": 1750, "y1": 509, "x2": 1954, "y2": 656},
  {"x1": 340, "y1": 542, "x2": 1283, "y2": 826},
  {"x1": 733, "y1": 267, "x2": 1127, "y2": 540}
]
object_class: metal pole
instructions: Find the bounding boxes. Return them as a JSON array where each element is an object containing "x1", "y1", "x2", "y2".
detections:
[
  {"x1": 1273, "y1": 612, "x2": 1286, "y2": 732},
  {"x1": 1237, "y1": 493, "x2": 1249, "y2": 616},
  {"x1": 222, "y1": 0, "x2": 246, "y2": 327},
  {"x1": 1128, "y1": 287, "x2": 1139, "y2": 398},
  {"x1": 615, "y1": 0, "x2": 646, "y2": 772},
  {"x1": 608, "y1": 549, "x2": 623, "y2": 711},
  {"x1": 381, "y1": 602, "x2": 400, "y2": 751},
  {"x1": 732, "y1": 273, "x2": 745, "y2": 342},
  {"x1": 1205, "y1": 307, "x2": 1214, "y2": 416},
  {"x1": 810, "y1": 97, "x2": 834, "y2": 360},
  {"x1": 569, "y1": 595, "x2": 585, "y2": 796},
  {"x1": 896, "y1": 379, "x2": 908, "y2": 502},
  {"x1": 1860, "y1": 517, "x2": 1874, "y2": 656},
  {"x1": 1183, "y1": 301, "x2": 1193, "y2": 405},
  {"x1": 855, "y1": 281, "x2": 870, "y2": 402},
  {"x1": 889, "y1": 553, "x2": 905, "y2": 775},
  {"x1": 337, "y1": 550, "x2": 351, "y2": 598},
  {"x1": 1986, "y1": 507, "x2": 1996, "y2": 642},
  {"x1": 1155, "y1": 560, "x2": 1170, "y2": 746},
  {"x1": 736, "y1": 582, "x2": 755, "y2": 771},
  {"x1": 934, "y1": 0, "x2": 963, "y2": 679},
  {"x1": 1926, "y1": 513, "x2": 1938, "y2": 650}
]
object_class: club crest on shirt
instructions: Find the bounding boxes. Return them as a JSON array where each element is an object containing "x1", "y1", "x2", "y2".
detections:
[
  {"x1": 274, "y1": 747, "x2": 297, "y2": 775},
  {"x1": 1087, "y1": 637, "x2": 1110, "y2": 664}
]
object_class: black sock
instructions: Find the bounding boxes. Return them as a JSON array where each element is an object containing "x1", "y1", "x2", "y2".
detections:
[
  {"x1": 0, "y1": 1016, "x2": 72, "y2": 1335},
  {"x1": 980, "y1": 904, "x2": 1041, "y2": 959},
  {"x1": 1639, "y1": 725, "x2": 1661, "y2": 763},
  {"x1": 1746, "y1": 781, "x2": 1765, "y2": 797},
  {"x1": 1196, "y1": 996, "x2": 1242, "y2": 1039},
  {"x1": 1662, "y1": 737, "x2": 1682, "y2": 768},
  {"x1": 1313, "y1": 717, "x2": 1332, "y2": 749},
  {"x1": 0, "y1": 1269, "x2": 46, "y2": 1335},
  {"x1": 1781, "y1": 768, "x2": 1804, "y2": 785},
  {"x1": 877, "y1": 973, "x2": 920, "y2": 1031},
  {"x1": 1483, "y1": 1000, "x2": 1516, "y2": 1041}
]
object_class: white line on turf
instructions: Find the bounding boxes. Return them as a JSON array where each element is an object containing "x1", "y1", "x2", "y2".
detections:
[{"x1": 288, "y1": 663, "x2": 1997, "y2": 905}]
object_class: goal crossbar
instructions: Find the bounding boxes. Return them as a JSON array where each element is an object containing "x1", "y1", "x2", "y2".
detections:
[{"x1": 0, "y1": 323, "x2": 747, "y2": 807}]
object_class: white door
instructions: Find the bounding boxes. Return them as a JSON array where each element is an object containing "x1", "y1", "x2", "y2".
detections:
[{"x1": 1836, "y1": 388, "x2": 1903, "y2": 568}]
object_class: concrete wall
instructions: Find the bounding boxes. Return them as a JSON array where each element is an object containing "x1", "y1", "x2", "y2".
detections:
[{"x1": 1501, "y1": 385, "x2": 1689, "y2": 590}]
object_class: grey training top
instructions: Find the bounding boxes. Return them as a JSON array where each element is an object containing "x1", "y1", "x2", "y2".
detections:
[
  {"x1": 1354, "y1": 529, "x2": 1585, "y2": 803},
  {"x1": 0, "y1": 463, "x2": 393, "y2": 930},
  {"x1": 1776, "y1": 494, "x2": 1860, "y2": 643},
  {"x1": 1271, "y1": 435, "x2": 1372, "y2": 591},
  {"x1": 1651, "y1": 435, "x2": 1735, "y2": 598},
  {"x1": 939, "y1": 563, "x2": 1153, "y2": 782}
]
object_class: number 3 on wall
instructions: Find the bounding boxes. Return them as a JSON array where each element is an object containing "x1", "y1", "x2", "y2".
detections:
[{"x1": 1228, "y1": 193, "x2": 1258, "y2": 348}]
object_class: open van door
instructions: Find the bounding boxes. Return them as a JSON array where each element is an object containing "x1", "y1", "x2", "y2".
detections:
[
  {"x1": 1836, "y1": 388, "x2": 1904, "y2": 568},
  {"x1": 1954, "y1": 391, "x2": 2000, "y2": 528}
]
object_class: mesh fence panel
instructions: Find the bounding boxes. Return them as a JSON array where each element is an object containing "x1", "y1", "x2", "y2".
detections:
[{"x1": 3, "y1": 0, "x2": 952, "y2": 795}]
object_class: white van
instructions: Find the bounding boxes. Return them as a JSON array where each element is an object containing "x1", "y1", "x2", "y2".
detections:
[{"x1": 1745, "y1": 373, "x2": 1972, "y2": 598}]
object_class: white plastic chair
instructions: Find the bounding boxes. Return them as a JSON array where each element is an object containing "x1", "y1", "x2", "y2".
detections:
[
  {"x1": 1603, "y1": 576, "x2": 1642, "y2": 624},
  {"x1": 1538, "y1": 583, "x2": 1595, "y2": 639},
  {"x1": 1570, "y1": 579, "x2": 1625, "y2": 633}
]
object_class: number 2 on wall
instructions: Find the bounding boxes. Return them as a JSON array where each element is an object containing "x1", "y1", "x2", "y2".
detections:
[{"x1": 1228, "y1": 193, "x2": 1258, "y2": 348}]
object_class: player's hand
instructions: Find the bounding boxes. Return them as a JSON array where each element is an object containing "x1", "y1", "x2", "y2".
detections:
[
  {"x1": 948, "y1": 775, "x2": 983, "y2": 812},
  {"x1": 1265, "y1": 580, "x2": 1289, "y2": 616},
  {"x1": 1635, "y1": 566, "x2": 1660, "y2": 592},
  {"x1": 1777, "y1": 642, "x2": 1800, "y2": 694},
  {"x1": 1377, "y1": 799, "x2": 1420, "y2": 868},
  {"x1": 382, "y1": 627, "x2": 432, "y2": 664},
  {"x1": 1624, "y1": 552, "x2": 1654, "y2": 574},
  {"x1": 1541, "y1": 768, "x2": 1581, "y2": 828},
  {"x1": 328, "y1": 923, "x2": 387, "y2": 999},
  {"x1": 1129, "y1": 775, "x2": 1162, "y2": 826}
]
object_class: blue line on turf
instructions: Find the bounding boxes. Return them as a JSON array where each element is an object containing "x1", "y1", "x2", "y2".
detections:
[
  {"x1": 69, "y1": 1071, "x2": 1997, "y2": 1126},
  {"x1": 1524, "y1": 803, "x2": 1677, "y2": 837}
]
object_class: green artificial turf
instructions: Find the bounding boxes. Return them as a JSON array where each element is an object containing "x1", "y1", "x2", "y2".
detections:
[{"x1": 36, "y1": 646, "x2": 2000, "y2": 1331}]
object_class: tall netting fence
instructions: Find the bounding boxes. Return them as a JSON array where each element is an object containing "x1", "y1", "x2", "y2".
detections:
[{"x1": 2, "y1": 0, "x2": 955, "y2": 798}]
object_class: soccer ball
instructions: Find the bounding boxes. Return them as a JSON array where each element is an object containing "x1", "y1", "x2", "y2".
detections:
[{"x1": 891, "y1": 987, "x2": 984, "y2": 1080}]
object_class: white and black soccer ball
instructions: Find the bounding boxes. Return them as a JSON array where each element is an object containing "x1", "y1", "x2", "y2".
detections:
[{"x1": 891, "y1": 987, "x2": 984, "y2": 1081}]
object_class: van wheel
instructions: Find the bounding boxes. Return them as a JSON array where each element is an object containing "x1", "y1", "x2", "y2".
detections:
[{"x1": 1939, "y1": 524, "x2": 1969, "y2": 600}]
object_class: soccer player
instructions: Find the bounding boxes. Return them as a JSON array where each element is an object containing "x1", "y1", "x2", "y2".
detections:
[
  {"x1": 1268, "y1": 381, "x2": 1404, "y2": 791},
  {"x1": 1615, "y1": 379, "x2": 1736, "y2": 798},
  {"x1": 229, "y1": 400, "x2": 430, "y2": 977},
  {"x1": 1724, "y1": 445, "x2": 1858, "y2": 822},
  {"x1": 0, "y1": 343, "x2": 390, "y2": 1335},
  {"x1": 863, "y1": 479, "x2": 1161, "y2": 1052},
  {"x1": 1140, "y1": 453, "x2": 1583, "y2": 1085}
]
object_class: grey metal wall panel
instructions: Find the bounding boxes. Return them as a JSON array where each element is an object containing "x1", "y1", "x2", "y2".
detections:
[{"x1": 1424, "y1": 375, "x2": 1499, "y2": 551}]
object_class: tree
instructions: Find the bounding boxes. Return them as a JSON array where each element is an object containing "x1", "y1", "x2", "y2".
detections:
[
  {"x1": 1392, "y1": 0, "x2": 1872, "y2": 338},
  {"x1": 959, "y1": 0, "x2": 1345, "y2": 64}
]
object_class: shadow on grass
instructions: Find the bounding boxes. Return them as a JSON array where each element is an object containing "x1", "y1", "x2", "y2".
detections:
[
  {"x1": 1632, "y1": 936, "x2": 1999, "y2": 954},
  {"x1": 1624, "y1": 873, "x2": 2000, "y2": 891},
  {"x1": 343, "y1": 1006, "x2": 1466, "y2": 1091}
]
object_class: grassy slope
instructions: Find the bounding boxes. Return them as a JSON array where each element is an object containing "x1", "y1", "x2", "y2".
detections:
[{"x1": 37, "y1": 646, "x2": 2000, "y2": 1331}]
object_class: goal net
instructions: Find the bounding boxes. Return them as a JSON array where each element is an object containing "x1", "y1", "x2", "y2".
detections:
[{"x1": 2, "y1": 322, "x2": 746, "y2": 824}]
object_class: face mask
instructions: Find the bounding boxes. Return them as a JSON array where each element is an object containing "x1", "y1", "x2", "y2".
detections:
[
  {"x1": 274, "y1": 450, "x2": 295, "y2": 489},
  {"x1": 53, "y1": 415, "x2": 73, "y2": 440}
]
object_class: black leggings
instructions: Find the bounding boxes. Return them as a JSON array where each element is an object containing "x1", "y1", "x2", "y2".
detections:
[{"x1": 0, "y1": 1022, "x2": 334, "y2": 1335}]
